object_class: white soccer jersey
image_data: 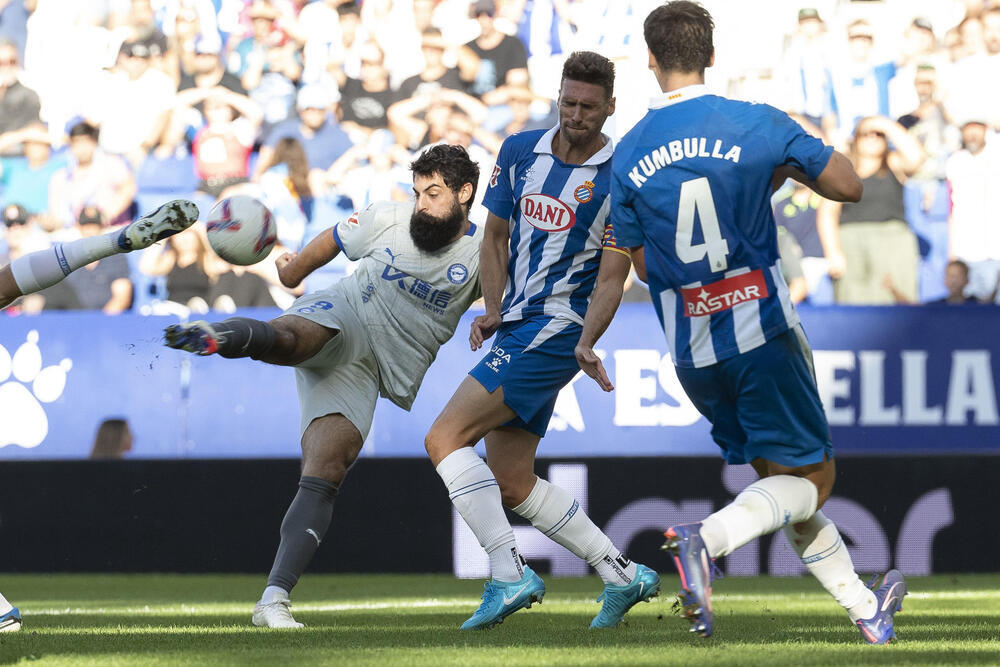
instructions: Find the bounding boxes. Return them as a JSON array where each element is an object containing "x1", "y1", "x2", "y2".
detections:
[{"x1": 332, "y1": 201, "x2": 483, "y2": 409}]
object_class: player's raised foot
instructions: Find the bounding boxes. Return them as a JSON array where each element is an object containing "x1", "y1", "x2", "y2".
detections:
[
  {"x1": 252, "y1": 592, "x2": 304, "y2": 629},
  {"x1": 590, "y1": 564, "x2": 660, "y2": 628},
  {"x1": 662, "y1": 522, "x2": 716, "y2": 637},
  {"x1": 0, "y1": 607, "x2": 21, "y2": 633},
  {"x1": 118, "y1": 199, "x2": 200, "y2": 251},
  {"x1": 164, "y1": 321, "x2": 221, "y2": 355},
  {"x1": 460, "y1": 566, "x2": 545, "y2": 630},
  {"x1": 856, "y1": 569, "x2": 906, "y2": 644}
]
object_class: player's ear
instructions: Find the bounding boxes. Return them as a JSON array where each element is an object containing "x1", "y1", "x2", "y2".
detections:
[
  {"x1": 709, "y1": 49, "x2": 716, "y2": 68},
  {"x1": 647, "y1": 49, "x2": 657, "y2": 71},
  {"x1": 458, "y1": 182, "x2": 474, "y2": 206},
  {"x1": 607, "y1": 96, "x2": 616, "y2": 116}
]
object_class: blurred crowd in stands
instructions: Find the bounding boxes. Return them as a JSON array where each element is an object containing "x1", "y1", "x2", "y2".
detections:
[{"x1": 0, "y1": 0, "x2": 997, "y2": 316}]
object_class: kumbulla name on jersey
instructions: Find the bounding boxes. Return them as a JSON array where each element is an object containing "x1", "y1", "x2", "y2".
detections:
[{"x1": 627, "y1": 138, "x2": 743, "y2": 188}]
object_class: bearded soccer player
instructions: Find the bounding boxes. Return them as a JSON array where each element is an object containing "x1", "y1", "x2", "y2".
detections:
[
  {"x1": 576, "y1": 1, "x2": 905, "y2": 643},
  {"x1": 424, "y1": 52, "x2": 660, "y2": 631},
  {"x1": 163, "y1": 145, "x2": 484, "y2": 628},
  {"x1": 0, "y1": 200, "x2": 199, "y2": 311}
]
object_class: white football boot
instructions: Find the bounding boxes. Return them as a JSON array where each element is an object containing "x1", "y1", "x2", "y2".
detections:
[
  {"x1": 118, "y1": 200, "x2": 200, "y2": 251},
  {"x1": 252, "y1": 591, "x2": 304, "y2": 629}
]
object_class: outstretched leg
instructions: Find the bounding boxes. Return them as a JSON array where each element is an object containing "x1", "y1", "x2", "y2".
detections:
[
  {"x1": 0, "y1": 200, "x2": 198, "y2": 311},
  {"x1": 164, "y1": 314, "x2": 336, "y2": 364}
]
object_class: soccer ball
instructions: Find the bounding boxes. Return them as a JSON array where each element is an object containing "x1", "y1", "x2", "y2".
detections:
[{"x1": 205, "y1": 196, "x2": 277, "y2": 266}]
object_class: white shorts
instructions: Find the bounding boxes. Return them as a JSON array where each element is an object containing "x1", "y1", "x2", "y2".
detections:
[{"x1": 283, "y1": 283, "x2": 379, "y2": 440}]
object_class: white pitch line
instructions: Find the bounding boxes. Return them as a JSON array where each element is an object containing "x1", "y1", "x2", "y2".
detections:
[{"x1": 24, "y1": 590, "x2": 1000, "y2": 616}]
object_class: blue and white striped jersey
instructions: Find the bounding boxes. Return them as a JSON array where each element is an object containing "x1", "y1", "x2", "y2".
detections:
[
  {"x1": 612, "y1": 85, "x2": 833, "y2": 368},
  {"x1": 483, "y1": 126, "x2": 625, "y2": 326}
]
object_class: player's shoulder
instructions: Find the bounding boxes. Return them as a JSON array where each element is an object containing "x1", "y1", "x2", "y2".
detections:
[
  {"x1": 499, "y1": 128, "x2": 548, "y2": 157},
  {"x1": 354, "y1": 200, "x2": 411, "y2": 232}
]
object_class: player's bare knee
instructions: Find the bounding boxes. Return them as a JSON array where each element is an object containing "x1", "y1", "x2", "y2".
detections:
[
  {"x1": 423, "y1": 425, "x2": 451, "y2": 464},
  {"x1": 300, "y1": 415, "x2": 362, "y2": 483},
  {"x1": 496, "y1": 478, "x2": 532, "y2": 508}
]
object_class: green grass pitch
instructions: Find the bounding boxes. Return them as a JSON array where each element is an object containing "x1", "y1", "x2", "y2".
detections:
[{"x1": 1, "y1": 573, "x2": 998, "y2": 665}]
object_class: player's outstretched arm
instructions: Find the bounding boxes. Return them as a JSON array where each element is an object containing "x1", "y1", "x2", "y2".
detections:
[
  {"x1": 470, "y1": 212, "x2": 510, "y2": 351},
  {"x1": 575, "y1": 249, "x2": 631, "y2": 392},
  {"x1": 775, "y1": 151, "x2": 863, "y2": 203},
  {"x1": 276, "y1": 226, "x2": 341, "y2": 288}
]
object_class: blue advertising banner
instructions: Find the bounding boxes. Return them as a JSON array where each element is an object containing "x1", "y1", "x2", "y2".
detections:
[{"x1": 0, "y1": 304, "x2": 997, "y2": 459}]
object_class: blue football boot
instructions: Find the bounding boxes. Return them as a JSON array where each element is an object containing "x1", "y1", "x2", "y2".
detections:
[
  {"x1": 590, "y1": 563, "x2": 661, "y2": 628},
  {"x1": 856, "y1": 569, "x2": 907, "y2": 644},
  {"x1": 0, "y1": 606, "x2": 21, "y2": 633},
  {"x1": 662, "y1": 523, "x2": 716, "y2": 637},
  {"x1": 460, "y1": 567, "x2": 545, "y2": 630}
]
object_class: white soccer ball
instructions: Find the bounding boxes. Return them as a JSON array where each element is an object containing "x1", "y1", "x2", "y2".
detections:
[{"x1": 206, "y1": 195, "x2": 277, "y2": 266}]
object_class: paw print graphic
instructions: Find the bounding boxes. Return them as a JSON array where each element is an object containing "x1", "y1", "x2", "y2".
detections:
[{"x1": 0, "y1": 331, "x2": 72, "y2": 449}]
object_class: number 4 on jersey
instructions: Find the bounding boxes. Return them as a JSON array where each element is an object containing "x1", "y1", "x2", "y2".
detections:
[{"x1": 675, "y1": 177, "x2": 729, "y2": 272}]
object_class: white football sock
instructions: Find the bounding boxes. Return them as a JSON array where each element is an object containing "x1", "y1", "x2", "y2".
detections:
[
  {"x1": 699, "y1": 474, "x2": 818, "y2": 558},
  {"x1": 0, "y1": 592, "x2": 12, "y2": 614},
  {"x1": 9, "y1": 232, "x2": 121, "y2": 294},
  {"x1": 260, "y1": 585, "x2": 290, "y2": 604},
  {"x1": 436, "y1": 447, "x2": 523, "y2": 582},
  {"x1": 512, "y1": 477, "x2": 637, "y2": 585},
  {"x1": 783, "y1": 511, "x2": 877, "y2": 622}
]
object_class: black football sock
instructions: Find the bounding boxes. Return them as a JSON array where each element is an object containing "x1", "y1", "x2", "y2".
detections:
[
  {"x1": 266, "y1": 476, "x2": 339, "y2": 593},
  {"x1": 210, "y1": 317, "x2": 276, "y2": 359}
]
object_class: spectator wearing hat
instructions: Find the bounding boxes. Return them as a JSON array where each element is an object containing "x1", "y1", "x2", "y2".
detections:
[
  {"x1": 1, "y1": 203, "x2": 45, "y2": 264},
  {"x1": 945, "y1": 116, "x2": 1000, "y2": 302},
  {"x1": 58, "y1": 205, "x2": 133, "y2": 314},
  {"x1": 88, "y1": 37, "x2": 177, "y2": 167},
  {"x1": 463, "y1": 0, "x2": 529, "y2": 100},
  {"x1": 256, "y1": 84, "x2": 352, "y2": 182},
  {"x1": 0, "y1": 124, "x2": 66, "y2": 225},
  {"x1": 0, "y1": 38, "x2": 40, "y2": 155},
  {"x1": 827, "y1": 20, "x2": 898, "y2": 146},
  {"x1": 230, "y1": 0, "x2": 302, "y2": 132},
  {"x1": 48, "y1": 121, "x2": 137, "y2": 229},
  {"x1": 777, "y1": 8, "x2": 834, "y2": 130}
]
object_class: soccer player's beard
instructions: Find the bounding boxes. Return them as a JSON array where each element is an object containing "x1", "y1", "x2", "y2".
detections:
[{"x1": 409, "y1": 200, "x2": 466, "y2": 253}]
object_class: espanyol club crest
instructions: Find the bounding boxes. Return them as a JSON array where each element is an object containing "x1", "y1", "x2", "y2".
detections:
[
  {"x1": 573, "y1": 180, "x2": 595, "y2": 204},
  {"x1": 447, "y1": 263, "x2": 469, "y2": 284}
]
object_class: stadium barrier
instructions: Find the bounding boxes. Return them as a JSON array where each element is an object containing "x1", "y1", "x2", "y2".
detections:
[
  {"x1": 0, "y1": 304, "x2": 997, "y2": 459},
  {"x1": 0, "y1": 456, "x2": 994, "y2": 575}
]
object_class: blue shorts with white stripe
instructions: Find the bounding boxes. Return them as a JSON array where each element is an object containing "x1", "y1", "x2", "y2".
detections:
[{"x1": 469, "y1": 315, "x2": 582, "y2": 437}]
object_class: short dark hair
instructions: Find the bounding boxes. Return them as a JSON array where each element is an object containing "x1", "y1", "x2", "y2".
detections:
[
  {"x1": 947, "y1": 259, "x2": 970, "y2": 277},
  {"x1": 561, "y1": 51, "x2": 615, "y2": 99},
  {"x1": 68, "y1": 120, "x2": 100, "y2": 141},
  {"x1": 644, "y1": 1, "x2": 714, "y2": 74},
  {"x1": 337, "y1": 2, "x2": 360, "y2": 17},
  {"x1": 410, "y1": 144, "x2": 480, "y2": 213}
]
